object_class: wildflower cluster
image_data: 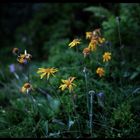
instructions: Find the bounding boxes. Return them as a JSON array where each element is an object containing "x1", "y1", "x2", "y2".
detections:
[
  {"x1": 85, "y1": 29, "x2": 111, "y2": 77},
  {"x1": 11, "y1": 27, "x2": 112, "y2": 138},
  {"x1": 85, "y1": 29, "x2": 105, "y2": 52},
  {"x1": 12, "y1": 48, "x2": 77, "y2": 93},
  {"x1": 68, "y1": 29, "x2": 113, "y2": 137},
  {"x1": 12, "y1": 48, "x2": 32, "y2": 94},
  {"x1": 12, "y1": 28, "x2": 112, "y2": 112},
  {"x1": 68, "y1": 28, "x2": 112, "y2": 77}
]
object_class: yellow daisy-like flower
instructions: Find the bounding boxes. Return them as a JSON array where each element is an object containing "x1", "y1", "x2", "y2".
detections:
[
  {"x1": 86, "y1": 32, "x2": 92, "y2": 39},
  {"x1": 88, "y1": 39, "x2": 98, "y2": 51},
  {"x1": 37, "y1": 67, "x2": 58, "y2": 80},
  {"x1": 68, "y1": 39, "x2": 81, "y2": 48},
  {"x1": 96, "y1": 67, "x2": 105, "y2": 77},
  {"x1": 20, "y1": 83, "x2": 33, "y2": 94},
  {"x1": 59, "y1": 77, "x2": 76, "y2": 92},
  {"x1": 103, "y1": 52, "x2": 111, "y2": 62},
  {"x1": 83, "y1": 47, "x2": 91, "y2": 57}
]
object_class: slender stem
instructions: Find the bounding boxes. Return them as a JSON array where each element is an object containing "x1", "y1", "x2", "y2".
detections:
[
  {"x1": 116, "y1": 17, "x2": 123, "y2": 88},
  {"x1": 13, "y1": 72, "x2": 23, "y2": 86},
  {"x1": 88, "y1": 90, "x2": 96, "y2": 138},
  {"x1": 117, "y1": 18, "x2": 122, "y2": 48},
  {"x1": 83, "y1": 66, "x2": 90, "y2": 114},
  {"x1": 27, "y1": 64, "x2": 30, "y2": 83},
  {"x1": 27, "y1": 92, "x2": 37, "y2": 114}
]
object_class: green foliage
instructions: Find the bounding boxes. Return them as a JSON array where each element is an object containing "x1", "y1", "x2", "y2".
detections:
[
  {"x1": 111, "y1": 101, "x2": 134, "y2": 128},
  {"x1": 84, "y1": 6, "x2": 111, "y2": 19}
]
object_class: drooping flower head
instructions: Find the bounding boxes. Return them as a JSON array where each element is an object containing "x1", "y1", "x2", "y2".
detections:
[
  {"x1": 103, "y1": 52, "x2": 111, "y2": 62},
  {"x1": 92, "y1": 29, "x2": 106, "y2": 45},
  {"x1": 20, "y1": 82, "x2": 33, "y2": 94},
  {"x1": 37, "y1": 67, "x2": 58, "y2": 80},
  {"x1": 88, "y1": 39, "x2": 98, "y2": 51},
  {"x1": 93, "y1": 28, "x2": 101, "y2": 38},
  {"x1": 24, "y1": 50, "x2": 32, "y2": 60},
  {"x1": 96, "y1": 67, "x2": 105, "y2": 77},
  {"x1": 83, "y1": 47, "x2": 91, "y2": 58},
  {"x1": 85, "y1": 28, "x2": 106, "y2": 53},
  {"x1": 59, "y1": 77, "x2": 76, "y2": 92},
  {"x1": 17, "y1": 50, "x2": 32, "y2": 64},
  {"x1": 68, "y1": 39, "x2": 81, "y2": 48},
  {"x1": 17, "y1": 54, "x2": 27, "y2": 64},
  {"x1": 12, "y1": 48, "x2": 19, "y2": 55},
  {"x1": 86, "y1": 32, "x2": 92, "y2": 39}
]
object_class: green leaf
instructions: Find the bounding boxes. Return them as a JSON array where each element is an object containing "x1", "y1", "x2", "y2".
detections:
[
  {"x1": 130, "y1": 72, "x2": 139, "y2": 80},
  {"x1": 84, "y1": 6, "x2": 112, "y2": 18}
]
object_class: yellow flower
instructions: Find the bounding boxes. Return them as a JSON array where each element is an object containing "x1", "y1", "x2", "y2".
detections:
[
  {"x1": 59, "y1": 77, "x2": 76, "y2": 92},
  {"x1": 17, "y1": 50, "x2": 32, "y2": 64},
  {"x1": 98, "y1": 37, "x2": 105, "y2": 44},
  {"x1": 93, "y1": 28, "x2": 101, "y2": 37},
  {"x1": 83, "y1": 47, "x2": 91, "y2": 57},
  {"x1": 37, "y1": 67, "x2": 58, "y2": 79},
  {"x1": 24, "y1": 50, "x2": 32, "y2": 60},
  {"x1": 96, "y1": 67, "x2": 105, "y2": 77},
  {"x1": 88, "y1": 39, "x2": 98, "y2": 51},
  {"x1": 91, "y1": 29, "x2": 106, "y2": 44},
  {"x1": 20, "y1": 83, "x2": 33, "y2": 94},
  {"x1": 86, "y1": 32, "x2": 92, "y2": 39},
  {"x1": 68, "y1": 39, "x2": 81, "y2": 48},
  {"x1": 103, "y1": 52, "x2": 111, "y2": 62},
  {"x1": 17, "y1": 54, "x2": 27, "y2": 64}
]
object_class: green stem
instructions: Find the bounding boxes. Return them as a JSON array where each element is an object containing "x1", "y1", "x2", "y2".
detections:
[
  {"x1": 88, "y1": 90, "x2": 96, "y2": 138},
  {"x1": 116, "y1": 17, "x2": 122, "y2": 48},
  {"x1": 27, "y1": 92, "x2": 37, "y2": 114},
  {"x1": 27, "y1": 64, "x2": 30, "y2": 83},
  {"x1": 83, "y1": 66, "x2": 90, "y2": 114},
  {"x1": 116, "y1": 17, "x2": 124, "y2": 88}
]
